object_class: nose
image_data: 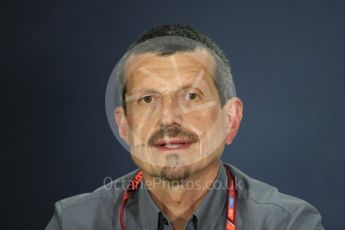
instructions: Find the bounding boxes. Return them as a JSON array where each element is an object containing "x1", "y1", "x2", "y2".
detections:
[{"x1": 158, "y1": 94, "x2": 182, "y2": 127}]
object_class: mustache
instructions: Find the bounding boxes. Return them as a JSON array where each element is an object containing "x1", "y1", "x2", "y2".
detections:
[{"x1": 148, "y1": 125, "x2": 199, "y2": 146}]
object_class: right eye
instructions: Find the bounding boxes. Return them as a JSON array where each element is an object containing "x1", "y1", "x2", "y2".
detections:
[{"x1": 138, "y1": 95, "x2": 153, "y2": 104}]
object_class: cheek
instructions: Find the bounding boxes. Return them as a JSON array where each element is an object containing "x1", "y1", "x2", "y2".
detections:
[
  {"x1": 184, "y1": 108, "x2": 221, "y2": 132},
  {"x1": 127, "y1": 109, "x2": 159, "y2": 141},
  {"x1": 189, "y1": 108, "x2": 219, "y2": 123},
  {"x1": 188, "y1": 108, "x2": 227, "y2": 143}
]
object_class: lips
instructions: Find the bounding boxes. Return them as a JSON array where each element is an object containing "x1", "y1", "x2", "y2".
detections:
[{"x1": 153, "y1": 138, "x2": 195, "y2": 151}]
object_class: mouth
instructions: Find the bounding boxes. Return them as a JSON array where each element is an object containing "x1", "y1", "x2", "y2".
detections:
[{"x1": 153, "y1": 138, "x2": 195, "y2": 151}]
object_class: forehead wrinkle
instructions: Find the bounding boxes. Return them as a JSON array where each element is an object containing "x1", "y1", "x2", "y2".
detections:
[
  {"x1": 128, "y1": 69, "x2": 214, "y2": 99},
  {"x1": 123, "y1": 49, "x2": 216, "y2": 79},
  {"x1": 128, "y1": 74, "x2": 211, "y2": 96},
  {"x1": 123, "y1": 50, "x2": 218, "y2": 98}
]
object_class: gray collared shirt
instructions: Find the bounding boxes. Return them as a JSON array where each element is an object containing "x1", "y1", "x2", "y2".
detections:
[
  {"x1": 137, "y1": 162, "x2": 228, "y2": 230},
  {"x1": 46, "y1": 161, "x2": 324, "y2": 230}
]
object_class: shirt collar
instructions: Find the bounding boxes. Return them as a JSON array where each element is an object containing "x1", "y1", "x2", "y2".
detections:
[
  {"x1": 194, "y1": 161, "x2": 228, "y2": 229},
  {"x1": 137, "y1": 160, "x2": 228, "y2": 229},
  {"x1": 138, "y1": 181, "x2": 161, "y2": 229}
]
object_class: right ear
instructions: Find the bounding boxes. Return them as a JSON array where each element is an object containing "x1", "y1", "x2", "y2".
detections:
[{"x1": 114, "y1": 106, "x2": 130, "y2": 144}]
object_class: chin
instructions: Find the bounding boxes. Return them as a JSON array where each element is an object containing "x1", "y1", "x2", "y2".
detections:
[{"x1": 160, "y1": 165, "x2": 191, "y2": 182}]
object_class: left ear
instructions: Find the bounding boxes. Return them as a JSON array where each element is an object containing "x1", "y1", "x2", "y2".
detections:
[{"x1": 223, "y1": 97, "x2": 243, "y2": 145}]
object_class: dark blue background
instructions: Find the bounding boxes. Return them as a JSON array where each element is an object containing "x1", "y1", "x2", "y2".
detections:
[{"x1": 2, "y1": 0, "x2": 344, "y2": 229}]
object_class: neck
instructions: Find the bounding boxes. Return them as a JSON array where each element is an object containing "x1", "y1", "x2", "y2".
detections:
[{"x1": 143, "y1": 160, "x2": 221, "y2": 230}]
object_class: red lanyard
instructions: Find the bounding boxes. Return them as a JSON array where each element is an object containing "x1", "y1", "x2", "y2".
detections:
[{"x1": 119, "y1": 165, "x2": 237, "y2": 230}]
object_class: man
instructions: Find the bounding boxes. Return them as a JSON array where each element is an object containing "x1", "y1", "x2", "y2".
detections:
[{"x1": 46, "y1": 25, "x2": 324, "y2": 230}]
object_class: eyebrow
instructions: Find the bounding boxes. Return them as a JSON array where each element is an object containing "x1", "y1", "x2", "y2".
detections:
[
  {"x1": 180, "y1": 84, "x2": 205, "y2": 94},
  {"x1": 126, "y1": 84, "x2": 207, "y2": 102}
]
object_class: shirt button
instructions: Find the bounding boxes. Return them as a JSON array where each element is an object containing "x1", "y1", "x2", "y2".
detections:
[{"x1": 162, "y1": 218, "x2": 169, "y2": 225}]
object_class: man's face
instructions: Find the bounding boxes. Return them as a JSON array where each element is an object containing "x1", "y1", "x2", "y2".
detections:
[{"x1": 118, "y1": 48, "x2": 229, "y2": 181}]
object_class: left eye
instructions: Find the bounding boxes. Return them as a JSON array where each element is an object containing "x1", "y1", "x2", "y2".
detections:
[{"x1": 185, "y1": 92, "x2": 199, "y2": 101}]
